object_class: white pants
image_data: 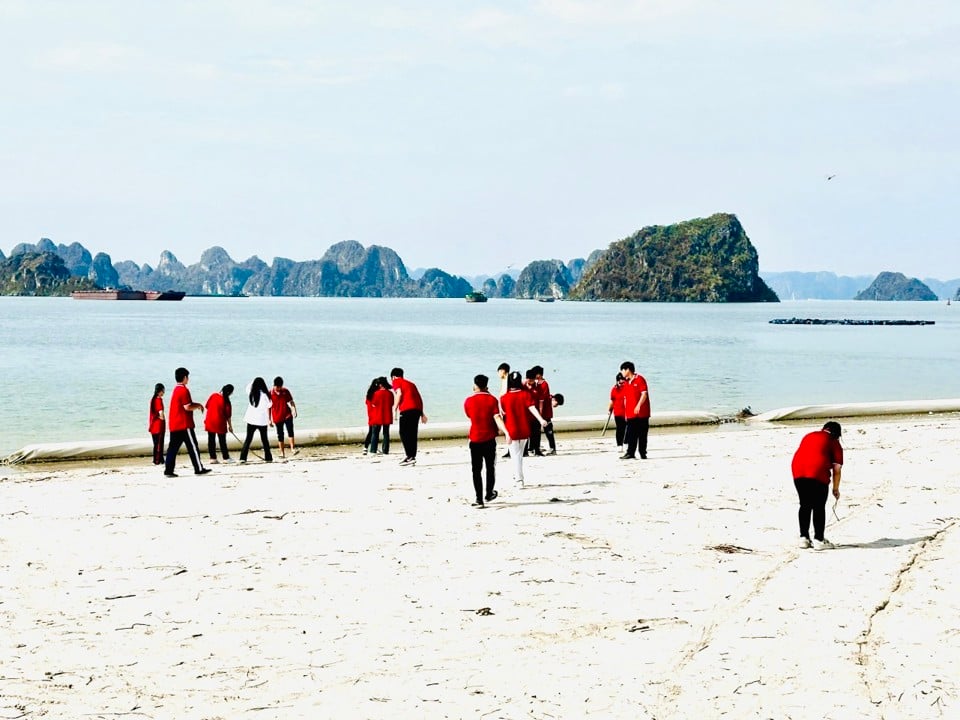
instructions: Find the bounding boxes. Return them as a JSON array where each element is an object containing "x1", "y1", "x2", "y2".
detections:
[{"x1": 509, "y1": 438, "x2": 528, "y2": 484}]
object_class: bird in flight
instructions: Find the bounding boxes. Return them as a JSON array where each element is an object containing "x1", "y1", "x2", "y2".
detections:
[{"x1": 826, "y1": 174, "x2": 836, "y2": 181}]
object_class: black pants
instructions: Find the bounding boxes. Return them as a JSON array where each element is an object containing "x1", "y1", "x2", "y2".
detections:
[
  {"x1": 469, "y1": 439, "x2": 497, "y2": 502},
  {"x1": 240, "y1": 423, "x2": 273, "y2": 462},
  {"x1": 624, "y1": 417, "x2": 649, "y2": 458},
  {"x1": 151, "y1": 430, "x2": 165, "y2": 465},
  {"x1": 543, "y1": 421, "x2": 556, "y2": 451},
  {"x1": 614, "y1": 416, "x2": 626, "y2": 447},
  {"x1": 526, "y1": 420, "x2": 542, "y2": 454},
  {"x1": 398, "y1": 410, "x2": 421, "y2": 459},
  {"x1": 368, "y1": 424, "x2": 390, "y2": 454},
  {"x1": 208, "y1": 432, "x2": 229, "y2": 460},
  {"x1": 794, "y1": 477, "x2": 829, "y2": 541},
  {"x1": 164, "y1": 427, "x2": 203, "y2": 473}
]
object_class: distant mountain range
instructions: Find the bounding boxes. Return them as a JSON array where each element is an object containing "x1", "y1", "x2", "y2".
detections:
[{"x1": 2, "y1": 218, "x2": 958, "y2": 301}]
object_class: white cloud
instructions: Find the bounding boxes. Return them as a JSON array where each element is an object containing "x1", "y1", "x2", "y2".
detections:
[{"x1": 35, "y1": 43, "x2": 144, "y2": 73}]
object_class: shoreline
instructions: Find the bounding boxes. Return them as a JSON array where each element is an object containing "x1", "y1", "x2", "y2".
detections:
[
  {"x1": 2, "y1": 415, "x2": 957, "y2": 717},
  {"x1": 4, "y1": 399, "x2": 960, "y2": 465}
]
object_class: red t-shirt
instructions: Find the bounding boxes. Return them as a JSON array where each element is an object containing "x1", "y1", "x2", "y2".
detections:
[
  {"x1": 792, "y1": 430, "x2": 844, "y2": 484},
  {"x1": 393, "y1": 377, "x2": 423, "y2": 413},
  {"x1": 148, "y1": 396, "x2": 165, "y2": 434},
  {"x1": 168, "y1": 383, "x2": 194, "y2": 432},
  {"x1": 365, "y1": 398, "x2": 377, "y2": 424},
  {"x1": 204, "y1": 392, "x2": 231, "y2": 434},
  {"x1": 500, "y1": 390, "x2": 533, "y2": 440},
  {"x1": 373, "y1": 387, "x2": 394, "y2": 425},
  {"x1": 622, "y1": 375, "x2": 650, "y2": 419},
  {"x1": 464, "y1": 391, "x2": 500, "y2": 443},
  {"x1": 610, "y1": 383, "x2": 625, "y2": 418},
  {"x1": 271, "y1": 387, "x2": 294, "y2": 423}
]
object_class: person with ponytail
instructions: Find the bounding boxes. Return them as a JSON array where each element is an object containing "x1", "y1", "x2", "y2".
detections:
[{"x1": 148, "y1": 383, "x2": 166, "y2": 465}]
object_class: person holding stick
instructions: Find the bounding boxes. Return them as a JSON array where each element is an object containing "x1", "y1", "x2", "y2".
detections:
[
  {"x1": 239, "y1": 377, "x2": 273, "y2": 463},
  {"x1": 608, "y1": 372, "x2": 626, "y2": 452},
  {"x1": 204, "y1": 384, "x2": 234, "y2": 463},
  {"x1": 791, "y1": 421, "x2": 843, "y2": 550}
]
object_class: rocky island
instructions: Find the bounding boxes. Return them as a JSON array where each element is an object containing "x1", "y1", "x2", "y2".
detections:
[{"x1": 854, "y1": 271, "x2": 938, "y2": 301}]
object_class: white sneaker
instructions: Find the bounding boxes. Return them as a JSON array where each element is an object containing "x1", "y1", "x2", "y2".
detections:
[
  {"x1": 812, "y1": 538, "x2": 835, "y2": 551},
  {"x1": 798, "y1": 537, "x2": 812, "y2": 549}
]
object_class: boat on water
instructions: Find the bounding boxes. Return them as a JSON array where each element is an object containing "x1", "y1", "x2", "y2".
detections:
[
  {"x1": 465, "y1": 291, "x2": 488, "y2": 303},
  {"x1": 71, "y1": 290, "x2": 186, "y2": 301},
  {"x1": 537, "y1": 296, "x2": 556, "y2": 303}
]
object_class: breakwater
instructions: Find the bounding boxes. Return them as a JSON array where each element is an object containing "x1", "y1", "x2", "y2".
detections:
[{"x1": 770, "y1": 318, "x2": 935, "y2": 326}]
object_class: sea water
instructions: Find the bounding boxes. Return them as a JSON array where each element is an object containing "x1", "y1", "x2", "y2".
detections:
[{"x1": 1, "y1": 296, "x2": 958, "y2": 456}]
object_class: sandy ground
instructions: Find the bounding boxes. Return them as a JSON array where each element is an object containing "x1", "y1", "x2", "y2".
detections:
[{"x1": 1, "y1": 416, "x2": 958, "y2": 720}]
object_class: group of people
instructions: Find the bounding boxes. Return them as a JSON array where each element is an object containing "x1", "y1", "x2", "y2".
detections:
[
  {"x1": 151, "y1": 361, "x2": 846, "y2": 550},
  {"x1": 461, "y1": 362, "x2": 564, "y2": 508},
  {"x1": 361, "y1": 368, "x2": 427, "y2": 466},
  {"x1": 149, "y1": 369, "x2": 297, "y2": 476}
]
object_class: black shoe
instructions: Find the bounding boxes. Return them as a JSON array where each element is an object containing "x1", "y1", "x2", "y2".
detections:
[
  {"x1": 195, "y1": 468, "x2": 211, "y2": 475},
  {"x1": 501, "y1": 452, "x2": 510, "y2": 458},
  {"x1": 619, "y1": 454, "x2": 635, "y2": 460},
  {"x1": 164, "y1": 472, "x2": 178, "y2": 477},
  {"x1": 485, "y1": 490, "x2": 498, "y2": 502},
  {"x1": 640, "y1": 454, "x2": 647, "y2": 459},
  {"x1": 546, "y1": 449, "x2": 556, "y2": 456},
  {"x1": 534, "y1": 450, "x2": 546, "y2": 457},
  {"x1": 471, "y1": 500, "x2": 485, "y2": 508}
]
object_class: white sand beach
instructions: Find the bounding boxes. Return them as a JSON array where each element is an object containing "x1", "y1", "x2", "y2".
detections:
[{"x1": 1, "y1": 416, "x2": 958, "y2": 719}]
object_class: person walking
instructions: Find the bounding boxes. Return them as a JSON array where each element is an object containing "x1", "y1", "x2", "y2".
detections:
[
  {"x1": 363, "y1": 377, "x2": 380, "y2": 455},
  {"x1": 391, "y1": 367, "x2": 427, "y2": 466},
  {"x1": 464, "y1": 374, "x2": 501, "y2": 507},
  {"x1": 791, "y1": 421, "x2": 843, "y2": 550},
  {"x1": 497, "y1": 362, "x2": 511, "y2": 458},
  {"x1": 204, "y1": 384, "x2": 234, "y2": 463},
  {"x1": 619, "y1": 361, "x2": 651, "y2": 460},
  {"x1": 499, "y1": 371, "x2": 548, "y2": 487},
  {"x1": 163, "y1": 367, "x2": 211, "y2": 477},
  {"x1": 239, "y1": 377, "x2": 274, "y2": 463},
  {"x1": 271, "y1": 376, "x2": 297, "y2": 458},
  {"x1": 608, "y1": 373, "x2": 627, "y2": 452},
  {"x1": 523, "y1": 368, "x2": 545, "y2": 456},
  {"x1": 148, "y1": 383, "x2": 166, "y2": 465}
]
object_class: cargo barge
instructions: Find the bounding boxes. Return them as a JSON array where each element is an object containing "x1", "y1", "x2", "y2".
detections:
[{"x1": 71, "y1": 290, "x2": 186, "y2": 301}]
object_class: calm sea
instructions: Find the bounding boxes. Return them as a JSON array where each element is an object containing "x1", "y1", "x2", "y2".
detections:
[{"x1": 1, "y1": 297, "x2": 958, "y2": 456}]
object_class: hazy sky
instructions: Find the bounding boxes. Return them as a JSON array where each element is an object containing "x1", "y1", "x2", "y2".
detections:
[{"x1": 1, "y1": 1, "x2": 957, "y2": 278}]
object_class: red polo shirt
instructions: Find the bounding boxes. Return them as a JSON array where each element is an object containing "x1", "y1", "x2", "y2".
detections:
[
  {"x1": 500, "y1": 390, "x2": 533, "y2": 440},
  {"x1": 792, "y1": 430, "x2": 843, "y2": 484},
  {"x1": 464, "y1": 391, "x2": 500, "y2": 443},
  {"x1": 622, "y1": 375, "x2": 650, "y2": 419},
  {"x1": 393, "y1": 377, "x2": 423, "y2": 413},
  {"x1": 168, "y1": 383, "x2": 194, "y2": 432}
]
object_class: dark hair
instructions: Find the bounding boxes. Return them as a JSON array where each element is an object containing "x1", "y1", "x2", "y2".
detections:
[
  {"x1": 822, "y1": 421, "x2": 842, "y2": 438},
  {"x1": 553, "y1": 393, "x2": 564, "y2": 406},
  {"x1": 175, "y1": 367, "x2": 189, "y2": 382},
  {"x1": 366, "y1": 378, "x2": 381, "y2": 403},
  {"x1": 390, "y1": 367, "x2": 404, "y2": 379},
  {"x1": 620, "y1": 361, "x2": 635, "y2": 374},
  {"x1": 474, "y1": 374, "x2": 489, "y2": 391},
  {"x1": 274, "y1": 376, "x2": 283, "y2": 387},
  {"x1": 525, "y1": 368, "x2": 537, "y2": 380},
  {"x1": 532, "y1": 365, "x2": 544, "y2": 376},
  {"x1": 153, "y1": 382, "x2": 165, "y2": 399},
  {"x1": 249, "y1": 377, "x2": 269, "y2": 406},
  {"x1": 507, "y1": 371, "x2": 523, "y2": 390},
  {"x1": 497, "y1": 362, "x2": 510, "y2": 373},
  {"x1": 615, "y1": 373, "x2": 624, "y2": 382},
  {"x1": 222, "y1": 384, "x2": 234, "y2": 397},
  {"x1": 378, "y1": 376, "x2": 391, "y2": 390}
]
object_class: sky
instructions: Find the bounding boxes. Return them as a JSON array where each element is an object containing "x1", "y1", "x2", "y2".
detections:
[{"x1": 1, "y1": 0, "x2": 958, "y2": 279}]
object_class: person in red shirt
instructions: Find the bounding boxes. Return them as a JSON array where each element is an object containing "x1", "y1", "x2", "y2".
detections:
[
  {"x1": 204, "y1": 384, "x2": 234, "y2": 463},
  {"x1": 619, "y1": 361, "x2": 651, "y2": 460},
  {"x1": 463, "y1": 374, "x2": 502, "y2": 507},
  {"x1": 148, "y1": 383, "x2": 165, "y2": 465},
  {"x1": 163, "y1": 367, "x2": 211, "y2": 477},
  {"x1": 499, "y1": 371, "x2": 548, "y2": 487},
  {"x1": 607, "y1": 373, "x2": 626, "y2": 452},
  {"x1": 363, "y1": 377, "x2": 393, "y2": 455},
  {"x1": 533, "y1": 365, "x2": 557, "y2": 455},
  {"x1": 391, "y1": 367, "x2": 427, "y2": 466},
  {"x1": 792, "y1": 421, "x2": 844, "y2": 550},
  {"x1": 271, "y1": 376, "x2": 297, "y2": 459},
  {"x1": 523, "y1": 368, "x2": 545, "y2": 456}
]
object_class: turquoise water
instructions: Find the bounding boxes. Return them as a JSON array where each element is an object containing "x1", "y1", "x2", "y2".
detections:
[{"x1": 1, "y1": 297, "x2": 958, "y2": 456}]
